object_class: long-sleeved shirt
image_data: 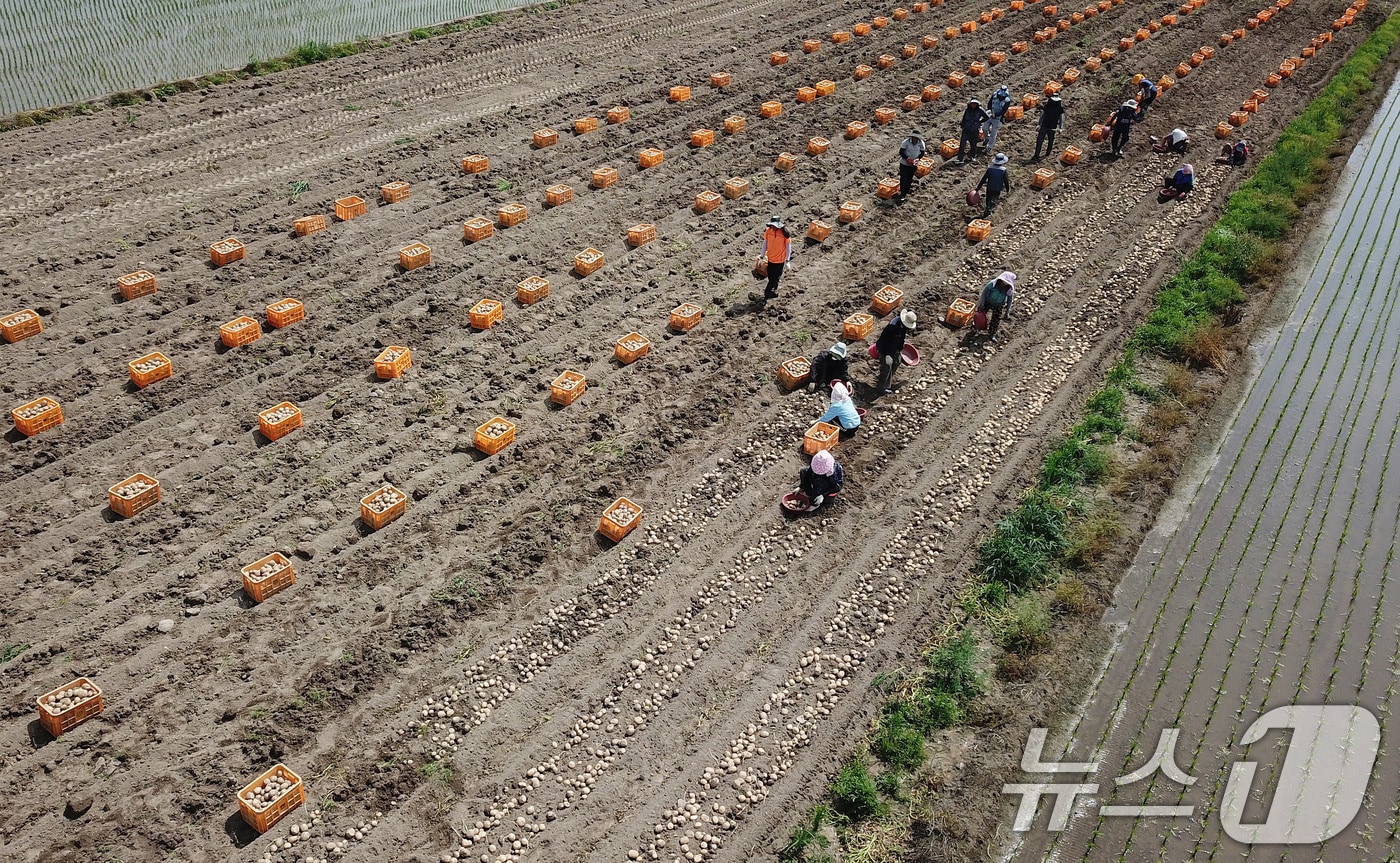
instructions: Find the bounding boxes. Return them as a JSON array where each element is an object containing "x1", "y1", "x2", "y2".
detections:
[
  {"x1": 1171, "y1": 169, "x2": 1194, "y2": 193},
  {"x1": 899, "y1": 137, "x2": 927, "y2": 166},
  {"x1": 809, "y1": 351, "x2": 849, "y2": 388},
  {"x1": 875, "y1": 320, "x2": 909, "y2": 358},
  {"x1": 1038, "y1": 98, "x2": 1065, "y2": 130},
  {"x1": 977, "y1": 165, "x2": 1010, "y2": 195},
  {"x1": 1110, "y1": 105, "x2": 1136, "y2": 130},
  {"x1": 761, "y1": 227, "x2": 791, "y2": 263},
  {"x1": 987, "y1": 90, "x2": 1012, "y2": 119},
  {"x1": 817, "y1": 398, "x2": 861, "y2": 430},
  {"x1": 800, "y1": 463, "x2": 844, "y2": 499},
  {"x1": 960, "y1": 104, "x2": 990, "y2": 132},
  {"x1": 977, "y1": 278, "x2": 1015, "y2": 312}
]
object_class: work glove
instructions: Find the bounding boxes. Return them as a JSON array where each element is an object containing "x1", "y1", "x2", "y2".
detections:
[
  {"x1": 811, "y1": 495, "x2": 824, "y2": 507},
  {"x1": 806, "y1": 381, "x2": 817, "y2": 392}
]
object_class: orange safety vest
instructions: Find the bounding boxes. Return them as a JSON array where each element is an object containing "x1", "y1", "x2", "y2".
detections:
[{"x1": 764, "y1": 227, "x2": 790, "y2": 263}]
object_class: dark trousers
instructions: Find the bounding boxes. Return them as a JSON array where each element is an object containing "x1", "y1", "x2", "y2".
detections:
[
  {"x1": 987, "y1": 302, "x2": 1006, "y2": 338},
  {"x1": 898, "y1": 162, "x2": 916, "y2": 197},
  {"x1": 1111, "y1": 125, "x2": 1130, "y2": 154},
  {"x1": 982, "y1": 189, "x2": 1001, "y2": 217},
  {"x1": 765, "y1": 261, "x2": 784, "y2": 298},
  {"x1": 1034, "y1": 126, "x2": 1057, "y2": 158},
  {"x1": 958, "y1": 129, "x2": 979, "y2": 162},
  {"x1": 877, "y1": 352, "x2": 899, "y2": 392}
]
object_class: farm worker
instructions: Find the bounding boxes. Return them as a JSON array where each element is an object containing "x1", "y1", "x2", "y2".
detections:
[
  {"x1": 957, "y1": 99, "x2": 990, "y2": 164},
  {"x1": 816, "y1": 381, "x2": 862, "y2": 438},
  {"x1": 984, "y1": 85, "x2": 1013, "y2": 152},
  {"x1": 1136, "y1": 78, "x2": 1158, "y2": 118},
  {"x1": 875, "y1": 309, "x2": 917, "y2": 394},
  {"x1": 975, "y1": 153, "x2": 1012, "y2": 217},
  {"x1": 807, "y1": 342, "x2": 850, "y2": 392},
  {"x1": 1109, "y1": 99, "x2": 1137, "y2": 157},
  {"x1": 1216, "y1": 138, "x2": 1250, "y2": 166},
  {"x1": 977, "y1": 271, "x2": 1016, "y2": 342},
  {"x1": 1164, "y1": 163, "x2": 1195, "y2": 197},
  {"x1": 758, "y1": 215, "x2": 793, "y2": 306},
  {"x1": 796, "y1": 449, "x2": 844, "y2": 509},
  {"x1": 897, "y1": 129, "x2": 927, "y2": 199},
  {"x1": 1153, "y1": 128, "x2": 1190, "y2": 154},
  {"x1": 1031, "y1": 93, "x2": 1065, "y2": 161}
]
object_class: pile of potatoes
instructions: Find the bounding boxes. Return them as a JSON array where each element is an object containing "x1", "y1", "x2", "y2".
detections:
[
  {"x1": 242, "y1": 770, "x2": 296, "y2": 812},
  {"x1": 132, "y1": 356, "x2": 167, "y2": 373},
  {"x1": 3, "y1": 310, "x2": 36, "y2": 327},
  {"x1": 269, "y1": 300, "x2": 298, "y2": 314},
  {"x1": 14, "y1": 399, "x2": 56, "y2": 420},
  {"x1": 620, "y1": 337, "x2": 647, "y2": 352},
  {"x1": 364, "y1": 487, "x2": 405, "y2": 514},
  {"x1": 113, "y1": 478, "x2": 154, "y2": 499},
  {"x1": 225, "y1": 318, "x2": 254, "y2": 331},
  {"x1": 380, "y1": 347, "x2": 404, "y2": 363},
  {"x1": 482, "y1": 420, "x2": 512, "y2": 438},
  {"x1": 42, "y1": 683, "x2": 97, "y2": 714},
  {"x1": 263, "y1": 405, "x2": 298, "y2": 424},
  {"x1": 246, "y1": 556, "x2": 288, "y2": 584},
  {"x1": 608, "y1": 502, "x2": 640, "y2": 527}
]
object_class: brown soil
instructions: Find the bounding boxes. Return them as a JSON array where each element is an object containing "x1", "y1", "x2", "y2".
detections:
[{"x1": 0, "y1": 0, "x2": 1373, "y2": 861}]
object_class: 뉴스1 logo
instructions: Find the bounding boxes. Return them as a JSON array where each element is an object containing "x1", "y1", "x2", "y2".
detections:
[{"x1": 1004, "y1": 704, "x2": 1380, "y2": 843}]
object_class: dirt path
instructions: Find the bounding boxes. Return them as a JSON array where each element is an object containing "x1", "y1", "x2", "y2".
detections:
[
  {"x1": 1000, "y1": 54, "x2": 1400, "y2": 863},
  {"x1": 0, "y1": 0, "x2": 1372, "y2": 861}
]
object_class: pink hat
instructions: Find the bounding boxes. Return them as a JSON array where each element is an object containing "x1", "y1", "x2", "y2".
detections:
[{"x1": 812, "y1": 450, "x2": 836, "y2": 476}]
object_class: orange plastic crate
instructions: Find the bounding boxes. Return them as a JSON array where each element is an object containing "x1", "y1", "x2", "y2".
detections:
[
  {"x1": 639, "y1": 148, "x2": 665, "y2": 168},
  {"x1": 599, "y1": 497, "x2": 643, "y2": 541},
  {"x1": 220, "y1": 316, "x2": 261, "y2": 348},
  {"x1": 913, "y1": 1, "x2": 928, "y2": 10},
  {"x1": 550, "y1": 370, "x2": 587, "y2": 406},
  {"x1": 990, "y1": 50, "x2": 1007, "y2": 65},
  {"x1": 691, "y1": 129, "x2": 715, "y2": 147},
  {"x1": 575, "y1": 248, "x2": 606, "y2": 276},
  {"x1": 381, "y1": 182, "x2": 410, "y2": 204},
  {"x1": 879, "y1": 177, "x2": 903, "y2": 199},
  {"x1": 574, "y1": 116, "x2": 599, "y2": 135},
  {"x1": 1089, "y1": 124, "x2": 1110, "y2": 143},
  {"x1": 475, "y1": 416, "x2": 516, "y2": 455},
  {"x1": 915, "y1": 157, "x2": 935, "y2": 177},
  {"x1": 615, "y1": 332, "x2": 651, "y2": 364},
  {"x1": 969, "y1": 62, "x2": 986, "y2": 77},
  {"x1": 761, "y1": 101, "x2": 783, "y2": 118},
  {"x1": 903, "y1": 95, "x2": 922, "y2": 111},
  {"x1": 266, "y1": 298, "x2": 304, "y2": 329},
  {"x1": 807, "y1": 220, "x2": 833, "y2": 242},
  {"x1": 877, "y1": 55, "x2": 897, "y2": 71},
  {"x1": 960, "y1": 20, "x2": 976, "y2": 33},
  {"x1": 400, "y1": 242, "x2": 431, "y2": 270},
  {"x1": 815, "y1": 79, "x2": 836, "y2": 97},
  {"x1": 770, "y1": 51, "x2": 790, "y2": 65},
  {"x1": 533, "y1": 129, "x2": 559, "y2": 148},
  {"x1": 462, "y1": 154, "x2": 489, "y2": 174},
  {"x1": 117, "y1": 270, "x2": 157, "y2": 300},
  {"x1": 1215, "y1": 122, "x2": 1234, "y2": 139},
  {"x1": 872, "y1": 285, "x2": 904, "y2": 315},
  {"x1": 669, "y1": 85, "x2": 691, "y2": 102},
  {"x1": 902, "y1": 44, "x2": 918, "y2": 59},
  {"x1": 108, "y1": 472, "x2": 160, "y2": 517},
  {"x1": 874, "y1": 107, "x2": 897, "y2": 125},
  {"x1": 12, "y1": 395, "x2": 61, "y2": 436},
  {"x1": 470, "y1": 299, "x2": 504, "y2": 330},
  {"x1": 980, "y1": 10, "x2": 994, "y2": 23},
  {"x1": 1032, "y1": 168, "x2": 1056, "y2": 189},
  {"x1": 607, "y1": 106, "x2": 630, "y2": 124},
  {"x1": 128, "y1": 351, "x2": 172, "y2": 388},
  {"x1": 967, "y1": 219, "x2": 992, "y2": 241},
  {"x1": 778, "y1": 356, "x2": 811, "y2": 390},
  {"x1": 939, "y1": 139, "x2": 959, "y2": 160},
  {"x1": 1229, "y1": 111, "x2": 1249, "y2": 127},
  {"x1": 1253, "y1": 88, "x2": 1270, "y2": 104},
  {"x1": 1189, "y1": 52, "x2": 1204, "y2": 67},
  {"x1": 1011, "y1": 40, "x2": 1029, "y2": 54},
  {"x1": 210, "y1": 237, "x2": 245, "y2": 267},
  {"x1": 517, "y1": 276, "x2": 551, "y2": 305},
  {"x1": 498, "y1": 203, "x2": 528, "y2": 228},
  {"x1": 1265, "y1": 72, "x2": 1282, "y2": 87},
  {"x1": 334, "y1": 195, "x2": 367, "y2": 221},
  {"x1": 1084, "y1": 57, "x2": 1102, "y2": 72},
  {"x1": 775, "y1": 153, "x2": 798, "y2": 172},
  {"x1": 591, "y1": 167, "x2": 619, "y2": 189},
  {"x1": 1060, "y1": 146, "x2": 1083, "y2": 165},
  {"x1": 839, "y1": 202, "x2": 863, "y2": 224},
  {"x1": 797, "y1": 87, "x2": 818, "y2": 103},
  {"x1": 1005, "y1": 105, "x2": 1025, "y2": 121},
  {"x1": 1, "y1": 308, "x2": 42, "y2": 343},
  {"x1": 1063, "y1": 68, "x2": 1080, "y2": 85},
  {"x1": 238, "y1": 764, "x2": 305, "y2": 834},
  {"x1": 923, "y1": 35, "x2": 939, "y2": 49},
  {"x1": 1099, "y1": 47, "x2": 1116, "y2": 61},
  {"x1": 1163, "y1": 12, "x2": 1176, "y2": 23},
  {"x1": 832, "y1": 30, "x2": 851, "y2": 42},
  {"x1": 945, "y1": 297, "x2": 977, "y2": 327},
  {"x1": 803, "y1": 421, "x2": 840, "y2": 455},
  {"x1": 293, "y1": 215, "x2": 327, "y2": 237},
  {"x1": 258, "y1": 402, "x2": 302, "y2": 442},
  {"x1": 546, "y1": 184, "x2": 573, "y2": 207},
  {"x1": 360, "y1": 485, "x2": 407, "y2": 530},
  {"x1": 1159, "y1": 75, "x2": 1174, "y2": 91},
  {"x1": 1175, "y1": 62, "x2": 1192, "y2": 78},
  {"x1": 724, "y1": 115, "x2": 746, "y2": 134},
  {"x1": 374, "y1": 345, "x2": 412, "y2": 379},
  {"x1": 807, "y1": 137, "x2": 830, "y2": 155},
  {"x1": 696, "y1": 190, "x2": 723, "y2": 212},
  {"x1": 723, "y1": 178, "x2": 750, "y2": 199},
  {"x1": 36, "y1": 677, "x2": 104, "y2": 738},
  {"x1": 947, "y1": 71, "x2": 966, "y2": 88},
  {"x1": 669, "y1": 303, "x2": 703, "y2": 333},
  {"x1": 803, "y1": 39, "x2": 821, "y2": 53},
  {"x1": 464, "y1": 217, "x2": 495, "y2": 242},
  {"x1": 875, "y1": 16, "x2": 891, "y2": 28},
  {"x1": 894, "y1": 7, "x2": 909, "y2": 19},
  {"x1": 1044, "y1": 80, "x2": 1063, "y2": 97},
  {"x1": 711, "y1": 71, "x2": 732, "y2": 87},
  {"x1": 842, "y1": 312, "x2": 875, "y2": 340},
  {"x1": 241, "y1": 552, "x2": 296, "y2": 603},
  {"x1": 628, "y1": 224, "x2": 657, "y2": 247},
  {"x1": 854, "y1": 22, "x2": 871, "y2": 35},
  {"x1": 1043, "y1": 3, "x2": 1058, "y2": 13},
  {"x1": 1242, "y1": 98, "x2": 1259, "y2": 113}
]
